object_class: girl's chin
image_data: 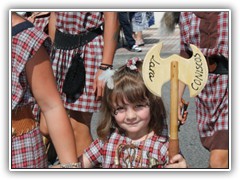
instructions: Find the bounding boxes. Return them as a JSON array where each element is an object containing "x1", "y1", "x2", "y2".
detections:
[{"x1": 125, "y1": 129, "x2": 147, "y2": 139}]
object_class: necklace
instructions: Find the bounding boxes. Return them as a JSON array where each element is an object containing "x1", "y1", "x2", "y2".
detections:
[
  {"x1": 134, "y1": 133, "x2": 149, "y2": 168},
  {"x1": 114, "y1": 132, "x2": 149, "y2": 168}
]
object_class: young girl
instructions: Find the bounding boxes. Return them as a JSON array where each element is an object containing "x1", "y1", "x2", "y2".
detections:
[{"x1": 77, "y1": 57, "x2": 187, "y2": 168}]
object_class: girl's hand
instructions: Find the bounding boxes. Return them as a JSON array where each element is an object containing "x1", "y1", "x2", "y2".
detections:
[
  {"x1": 178, "y1": 98, "x2": 189, "y2": 126},
  {"x1": 165, "y1": 154, "x2": 188, "y2": 168}
]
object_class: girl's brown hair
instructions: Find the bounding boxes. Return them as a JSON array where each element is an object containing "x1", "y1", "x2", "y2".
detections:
[{"x1": 97, "y1": 60, "x2": 167, "y2": 141}]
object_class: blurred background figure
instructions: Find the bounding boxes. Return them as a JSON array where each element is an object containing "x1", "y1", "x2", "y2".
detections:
[
  {"x1": 118, "y1": 12, "x2": 142, "y2": 52},
  {"x1": 130, "y1": 12, "x2": 155, "y2": 47},
  {"x1": 160, "y1": 12, "x2": 180, "y2": 35}
]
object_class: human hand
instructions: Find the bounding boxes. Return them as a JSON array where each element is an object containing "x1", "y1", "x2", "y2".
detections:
[
  {"x1": 178, "y1": 98, "x2": 189, "y2": 128},
  {"x1": 49, "y1": 164, "x2": 61, "y2": 168},
  {"x1": 93, "y1": 69, "x2": 105, "y2": 101},
  {"x1": 165, "y1": 154, "x2": 187, "y2": 168}
]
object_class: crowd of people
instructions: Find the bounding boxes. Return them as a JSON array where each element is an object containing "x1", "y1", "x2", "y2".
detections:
[{"x1": 11, "y1": 11, "x2": 229, "y2": 169}]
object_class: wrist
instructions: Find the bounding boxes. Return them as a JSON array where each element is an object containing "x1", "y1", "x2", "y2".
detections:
[
  {"x1": 99, "y1": 63, "x2": 113, "y2": 71},
  {"x1": 60, "y1": 162, "x2": 81, "y2": 168}
]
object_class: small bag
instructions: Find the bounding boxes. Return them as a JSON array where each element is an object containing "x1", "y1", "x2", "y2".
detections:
[
  {"x1": 208, "y1": 55, "x2": 228, "y2": 74},
  {"x1": 62, "y1": 53, "x2": 85, "y2": 103}
]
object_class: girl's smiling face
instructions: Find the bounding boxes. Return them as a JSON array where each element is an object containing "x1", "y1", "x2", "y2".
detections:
[{"x1": 113, "y1": 98, "x2": 150, "y2": 140}]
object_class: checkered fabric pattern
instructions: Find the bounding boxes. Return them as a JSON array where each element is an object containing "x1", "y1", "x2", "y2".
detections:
[
  {"x1": 84, "y1": 130, "x2": 169, "y2": 168},
  {"x1": 33, "y1": 14, "x2": 50, "y2": 32},
  {"x1": 179, "y1": 12, "x2": 228, "y2": 58},
  {"x1": 11, "y1": 23, "x2": 51, "y2": 168},
  {"x1": 12, "y1": 25, "x2": 51, "y2": 109},
  {"x1": 52, "y1": 12, "x2": 104, "y2": 112},
  {"x1": 55, "y1": 12, "x2": 103, "y2": 34},
  {"x1": 12, "y1": 127, "x2": 48, "y2": 168},
  {"x1": 179, "y1": 12, "x2": 229, "y2": 138},
  {"x1": 196, "y1": 74, "x2": 228, "y2": 138}
]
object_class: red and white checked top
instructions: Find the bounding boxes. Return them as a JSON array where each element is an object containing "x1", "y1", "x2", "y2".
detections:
[
  {"x1": 179, "y1": 12, "x2": 228, "y2": 58},
  {"x1": 32, "y1": 14, "x2": 50, "y2": 32},
  {"x1": 12, "y1": 25, "x2": 51, "y2": 110},
  {"x1": 179, "y1": 12, "x2": 229, "y2": 138},
  {"x1": 51, "y1": 12, "x2": 104, "y2": 112},
  {"x1": 84, "y1": 130, "x2": 169, "y2": 168},
  {"x1": 12, "y1": 22, "x2": 50, "y2": 168}
]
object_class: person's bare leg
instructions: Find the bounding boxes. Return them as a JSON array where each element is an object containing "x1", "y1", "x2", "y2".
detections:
[
  {"x1": 209, "y1": 149, "x2": 228, "y2": 168},
  {"x1": 136, "y1": 31, "x2": 142, "y2": 41},
  {"x1": 135, "y1": 31, "x2": 144, "y2": 46},
  {"x1": 69, "y1": 112, "x2": 93, "y2": 156},
  {"x1": 40, "y1": 111, "x2": 93, "y2": 157}
]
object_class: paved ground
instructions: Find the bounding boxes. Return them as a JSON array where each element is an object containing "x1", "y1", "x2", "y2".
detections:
[{"x1": 91, "y1": 26, "x2": 210, "y2": 168}]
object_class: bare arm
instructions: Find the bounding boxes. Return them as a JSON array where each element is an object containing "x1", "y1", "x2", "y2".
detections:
[
  {"x1": 94, "y1": 12, "x2": 119, "y2": 100},
  {"x1": 52, "y1": 153, "x2": 93, "y2": 168},
  {"x1": 102, "y1": 12, "x2": 119, "y2": 65},
  {"x1": 48, "y1": 12, "x2": 56, "y2": 42},
  {"x1": 178, "y1": 80, "x2": 188, "y2": 124},
  {"x1": 25, "y1": 46, "x2": 77, "y2": 164},
  {"x1": 82, "y1": 154, "x2": 93, "y2": 168}
]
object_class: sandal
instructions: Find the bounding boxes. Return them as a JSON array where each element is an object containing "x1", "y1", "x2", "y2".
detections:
[{"x1": 136, "y1": 40, "x2": 145, "y2": 46}]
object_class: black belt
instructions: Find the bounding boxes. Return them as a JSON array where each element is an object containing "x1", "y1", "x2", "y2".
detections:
[{"x1": 54, "y1": 27, "x2": 103, "y2": 50}]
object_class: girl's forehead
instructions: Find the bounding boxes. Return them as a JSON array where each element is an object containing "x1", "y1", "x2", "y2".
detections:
[
  {"x1": 112, "y1": 96, "x2": 147, "y2": 107},
  {"x1": 112, "y1": 96, "x2": 129, "y2": 106}
]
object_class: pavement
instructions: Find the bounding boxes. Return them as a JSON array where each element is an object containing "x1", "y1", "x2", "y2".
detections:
[
  {"x1": 114, "y1": 26, "x2": 181, "y2": 65},
  {"x1": 91, "y1": 26, "x2": 210, "y2": 168}
]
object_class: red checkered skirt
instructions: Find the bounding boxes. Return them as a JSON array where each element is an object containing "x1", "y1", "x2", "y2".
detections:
[
  {"x1": 51, "y1": 35, "x2": 103, "y2": 112},
  {"x1": 195, "y1": 74, "x2": 228, "y2": 138},
  {"x1": 51, "y1": 12, "x2": 104, "y2": 112},
  {"x1": 11, "y1": 127, "x2": 48, "y2": 168}
]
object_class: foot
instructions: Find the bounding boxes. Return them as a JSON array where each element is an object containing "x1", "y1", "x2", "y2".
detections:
[
  {"x1": 136, "y1": 40, "x2": 145, "y2": 46},
  {"x1": 131, "y1": 44, "x2": 142, "y2": 52}
]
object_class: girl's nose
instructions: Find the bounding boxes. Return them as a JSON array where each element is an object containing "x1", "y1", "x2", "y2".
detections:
[{"x1": 126, "y1": 107, "x2": 137, "y2": 120}]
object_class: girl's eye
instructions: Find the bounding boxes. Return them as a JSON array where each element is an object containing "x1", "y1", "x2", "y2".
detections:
[
  {"x1": 113, "y1": 107, "x2": 125, "y2": 115},
  {"x1": 134, "y1": 104, "x2": 146, "y2": 110},
  {"x1": 135, "y1": 103, "x2": 150, "y2": 111}
]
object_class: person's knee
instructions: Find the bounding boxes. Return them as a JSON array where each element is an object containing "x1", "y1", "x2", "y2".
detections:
[
  {"x1": 209, "y1": 150, "x2": 228, "y2": 168},
  {"x1": 69, "y1": 111, "x2": 93, "y2": 129}
]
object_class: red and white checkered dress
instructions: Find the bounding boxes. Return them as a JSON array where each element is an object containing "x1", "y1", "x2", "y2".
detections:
[
  {"x1": 179, "y1": 12, "x2": 229, "y2": 148},
  {"x1": 32, "y1": 13, "x2": 50, "y2": 33},
  {"x1": 84, "y1": 130, "x2": 169, "y2": 168},
  {"x1": 12, "y1": 22, "x2": 51, "y2": 168},
  {"x1": 51, "y1": 12, "x2": 104, "y2": 112}
]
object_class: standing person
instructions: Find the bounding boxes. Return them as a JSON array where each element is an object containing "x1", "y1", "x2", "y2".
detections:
[
  {"x1": 130, "y1": 12, "x2": 148, "y2": 46},
  {"x1": 75, "y1": 57, "x2": 187, "y2": 168},
  {"x1": 40, "y1": 12, "x2": 119, "y2": 161},
  {"x1": 118, "y1": 12, "x2": 142, "y2": 52},
  {"x1": 130, "y1": 12, "x2": 155, "y2": 46},
  {"x1": 178, "y1": 12, "x2": 229, "y2": 168},
  {"x1": 11, "y1": 12, "x2": 78, "y2": 168}
]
